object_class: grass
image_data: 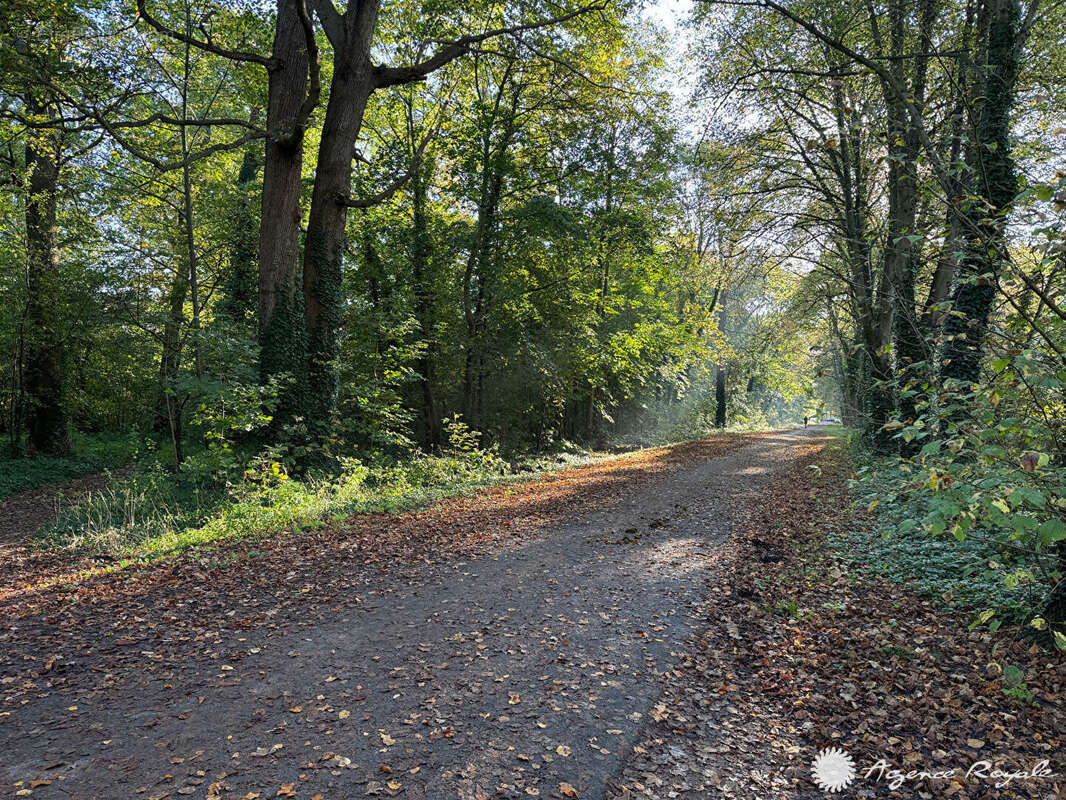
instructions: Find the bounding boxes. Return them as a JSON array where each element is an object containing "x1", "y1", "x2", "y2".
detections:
[
  {"x1": 34, "y1": 440, "x2": 610, "y2": 561},
  {"x1": 0, "y1": 431, "x2": 148, "y2": 500},
  {"x1": 30, "y1": 423, "x2": 795, "y2": 575}
]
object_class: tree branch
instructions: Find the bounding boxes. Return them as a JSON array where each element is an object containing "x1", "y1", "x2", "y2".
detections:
[
  {"x1": 372, "y1": 2, "x2": 609, "y2": 89},
  {"x1": 337, "y1": 121, "x2": 438, "y2": 208},
  {"x1": 135, "y1": 0, "x2": 274, "y2": 67},
  {"x1": 309, "y1": 0, "x2": 344, "y2": 49}
]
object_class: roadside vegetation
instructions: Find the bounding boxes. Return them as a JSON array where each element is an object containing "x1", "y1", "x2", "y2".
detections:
[{"x1": 617, "y1": 433, "x2": 1064, "y2": 799}]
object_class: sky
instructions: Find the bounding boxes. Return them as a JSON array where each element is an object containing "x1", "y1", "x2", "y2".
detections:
[{"x1": 640, "y1": 0, "x2": 704, "y2": 134}]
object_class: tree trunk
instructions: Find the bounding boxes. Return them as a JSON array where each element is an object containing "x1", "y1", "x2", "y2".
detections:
[
  {"x1": 940, "y1": 0, "x2": 1020, "y2": 388},
  {"x1": 410, "y1": 158, "x2": 439, "y2": 448},
  {"x1": 461, "y1": 145, "x2": 506, "y2": 435},
  {"x1": 22, "y1": 94, "x2": 71, "y2": 456},
  {"x1": 221, "y1": 136, "x2": 261, "y2": 326},
  {"x1": 258, "y1": 0, "x2": 311, "y2": 386},
  {"x1": 302, "y1": 53, "x2": 376, "y2": 428},
  {"x1": 714, "y1": 289, "x2": 729, "y2": 429},
  {"x1": 922, "y1": 99, "x2": 968, "y2": 327},
  {"x1": 714, "y1": 364, "x2": 727, "y2": 428},
  {"x1": 154, "y1": 267, "x2": 188, "y2": 441},
  {"x1": 882, "y1": 0, "x2": 938, "y2": 454}
]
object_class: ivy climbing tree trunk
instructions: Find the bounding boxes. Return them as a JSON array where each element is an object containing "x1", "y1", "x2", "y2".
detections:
[
  {"x1": 220, "y1": 135, "x2": 261, "y2": 327},
  {"x1": 22, "y1": 94, "x2": 71, "y2": 456},
  {"x1": 410, "y1": 155, "x2": 440, "y2": 448},
  {"x1": 939, "y1": 0, "x2": 1021, "y2": 388},
  {"x1": 257, "y1": 0, "x2": 311, "y2": 390},
  {"x1": 880, "y1": 0, "x2": 938, "y2": 454},
  {"x1": 301, "y1": 17, "x2": 378, "y2": 428}
]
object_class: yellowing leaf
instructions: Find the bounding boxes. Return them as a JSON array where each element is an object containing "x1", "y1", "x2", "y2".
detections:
[{"x1": 560, "y1": 782, "x2": 579, "y2": 797}]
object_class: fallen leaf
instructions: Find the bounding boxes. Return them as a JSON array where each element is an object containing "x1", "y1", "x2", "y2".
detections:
[
  {"x1": 251, "y1": 744, "x2": 284, "y2": 757},
  {"x1": 560, "y1": 783, "x2": 578, "y2": 798}
]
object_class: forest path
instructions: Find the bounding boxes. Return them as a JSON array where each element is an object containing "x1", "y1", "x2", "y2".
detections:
[
  {"x1": 0, "y1": 471, "x2": 118, "y2": 548},
  {"x1": 1, "y1": 428, "x2": 826, "y2": 800}
]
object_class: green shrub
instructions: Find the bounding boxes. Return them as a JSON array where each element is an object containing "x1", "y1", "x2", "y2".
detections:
[{"x1": 850, "y1": 373, "x2": 1066, "y2": 646}]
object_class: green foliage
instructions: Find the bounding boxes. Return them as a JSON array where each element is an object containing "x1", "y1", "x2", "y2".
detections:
[
  {"x1": 40, "y1": 431, "x2": 505, "y2": 558},
  {"x1": 850, "y1": 365, "x2": 1066, "y2": 629},
  {"x1": 0, "y1": 431, "x2": 146, "y2": 500}
]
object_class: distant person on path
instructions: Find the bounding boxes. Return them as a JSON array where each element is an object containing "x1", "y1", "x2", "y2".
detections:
[{"x1": 803, "y1": 416, "x2": 809, "y2": 427}]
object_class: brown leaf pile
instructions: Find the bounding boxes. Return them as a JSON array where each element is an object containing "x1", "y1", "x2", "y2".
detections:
[{"x1": 613, "y1": 440, "x2": 1065, "y2": 799}]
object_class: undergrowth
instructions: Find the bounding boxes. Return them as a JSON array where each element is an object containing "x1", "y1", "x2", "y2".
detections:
[
  {"x1": 0, "y1": 431, "x2": 147, "y2": 500},
  {"x1": 828, "y1": 426, "x2": 1059, "y2": 635},
  {"x1": 34, "y1": 432, "x2": 601, "y2": 560}
]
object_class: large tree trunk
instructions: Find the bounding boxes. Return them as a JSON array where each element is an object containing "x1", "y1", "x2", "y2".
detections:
[
  {"x1": 881, "y1": 0, "x2": 938, "y2": 455},
  {"x1": 302, "y1": 45, "x2": 376, "y2": 428},
  {"x1": 258, "y1": 0, "x2": 311, "y2": 386},
  {"x1": 940, "y1": 0, "x2": 1020, "y2": 388},
  {"x1": 22, "y1": 94, "x2": 71, "y2": 456}
]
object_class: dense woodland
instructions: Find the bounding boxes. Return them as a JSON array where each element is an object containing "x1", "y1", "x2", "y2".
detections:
[{"x1": 1, "y1": 0, "x2": 1065, "y2": 623}]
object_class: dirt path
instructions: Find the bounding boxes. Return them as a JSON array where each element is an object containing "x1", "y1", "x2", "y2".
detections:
[
  {"x1": 0, "y1": 429, "x2": 824, "y2": 800},
  {"x1": 0, "y1": 472, "x2": 116, "y2": 548}
]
